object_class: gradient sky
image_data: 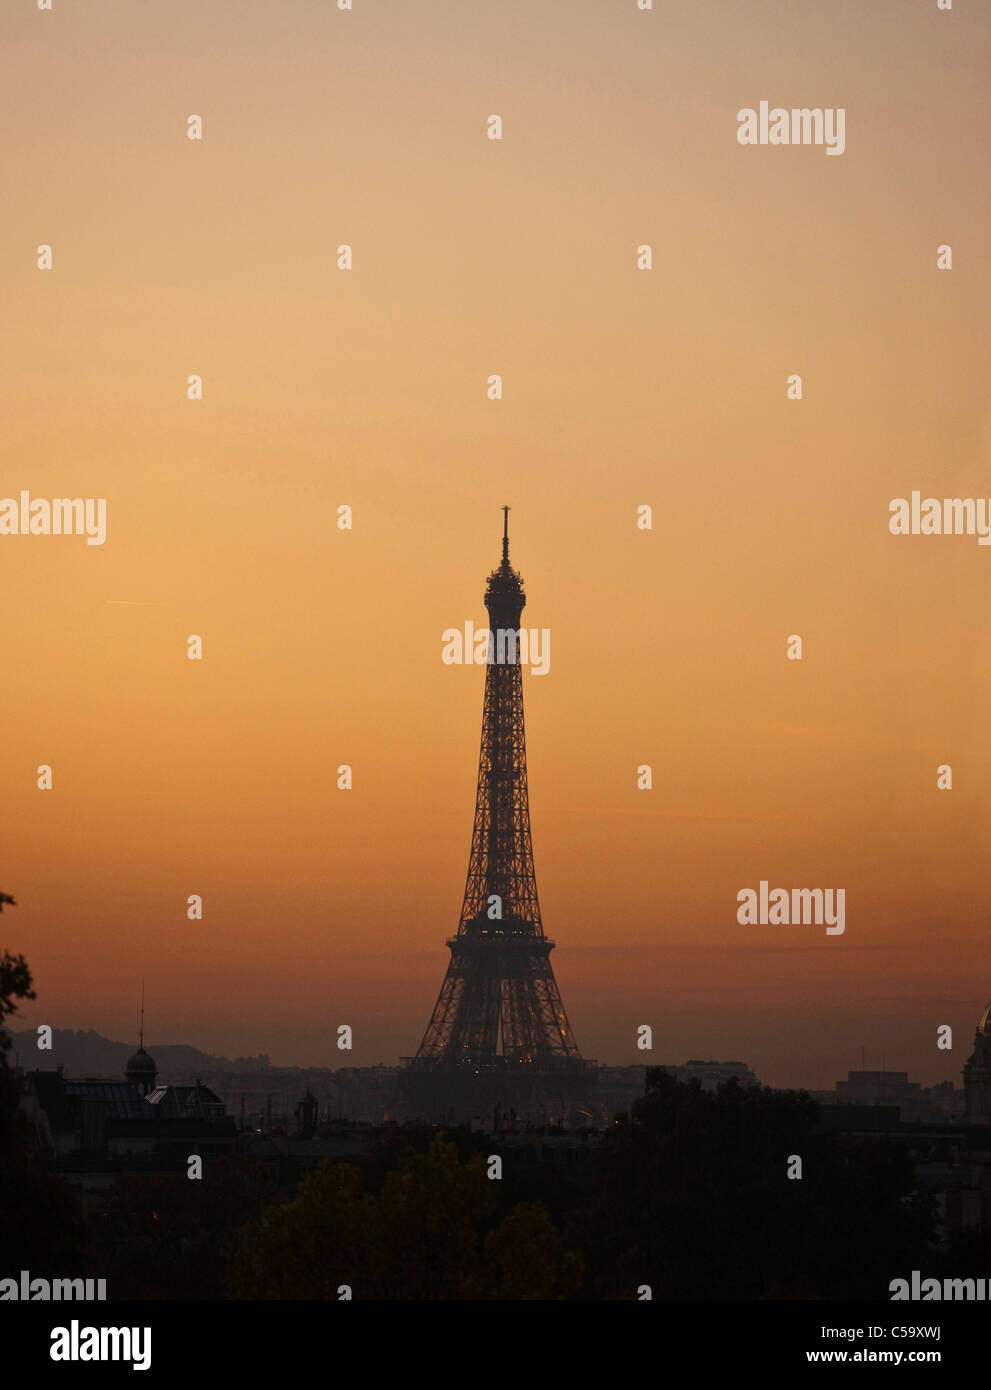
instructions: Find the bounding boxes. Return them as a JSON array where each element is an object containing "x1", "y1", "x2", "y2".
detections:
[{"x1": 3, "y1": 1, "x2": 990, "y2": 1088}]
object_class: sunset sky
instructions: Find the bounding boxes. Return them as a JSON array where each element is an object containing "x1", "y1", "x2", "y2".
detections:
[{"x1": 3, "y1": 0, "x2": 990, "y2": 1089}]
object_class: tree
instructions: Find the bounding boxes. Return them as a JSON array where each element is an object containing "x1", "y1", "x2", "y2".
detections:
[
  {"x1": 0, "y1": 907, "x2": 90, "y2": 1270},
  {"x1": 0, "y1": 893, "x2": 34, "y2": 1061},
  {"x1": 484, "y1": 1200, "x2": 582, "y2": 1300},
  {"x1": 231, "y1": 1134, "x2": 583, "y2": 1299},
  {"x1": 93, "y1": 1157, "x2": 271, "y2": 1299},
  {"x1": 231, "y1": 1159, "x2": 385, "y2": 1298},
  {"x1": 575, "y1": 1069, "x2": 938, "y2": 1299},
  {"x1": 0, "y1": 897, "x2": 36, "y2": 1143}
]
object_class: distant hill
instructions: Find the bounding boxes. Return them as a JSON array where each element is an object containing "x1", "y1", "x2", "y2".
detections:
[{"x1": 3, "y1": 1027, "x2": 270, "y2": 1078}]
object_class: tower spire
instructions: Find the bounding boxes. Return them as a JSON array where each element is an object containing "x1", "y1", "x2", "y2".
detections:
[
  {"x1": 126, "y1": 983, "x2": 157, "y2": 1096},
  {"x1": 502, "y1": 505, "x2": 510, "y2": 563}
]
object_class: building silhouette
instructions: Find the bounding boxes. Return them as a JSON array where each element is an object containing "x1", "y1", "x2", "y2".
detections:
[
  {"x1": 125, "y1": 989, "x2": 157, "y2": 1097},
  {"x1": 401, "y1": 512, "x2": 598, "y2": 1123},
  {"x1": 964, "y1": 999, "x2": 991, "y2": 1123},
  {"x1": 21, "y1": 1059, "x2": 235, "y2": 1218}
]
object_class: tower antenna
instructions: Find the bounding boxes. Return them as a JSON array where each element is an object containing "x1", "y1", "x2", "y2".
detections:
[
  {"x1": 139, "y1": 981, "x2": 145, "y2": 1050},
  {"x1": 502, "y1": 505, "x2": 510, "y2": 562}
]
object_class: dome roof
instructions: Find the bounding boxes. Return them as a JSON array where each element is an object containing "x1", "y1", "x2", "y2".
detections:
[
  {"x1": 979, "y1": 1002, "x2": 991, "y2": 1037},
  {"x1": 125, "y1": 1046, "x2": 157, "y2": 1076}
]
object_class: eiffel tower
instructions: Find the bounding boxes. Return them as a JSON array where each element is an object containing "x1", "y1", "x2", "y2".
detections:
[{"x1": 402, "y1": 510, "x2": 598, "y2": 1123}]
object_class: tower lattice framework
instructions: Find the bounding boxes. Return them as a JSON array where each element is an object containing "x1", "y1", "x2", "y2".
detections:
[{"x1": 412, "y1": 511, "x2": 584, "y2": 1074}]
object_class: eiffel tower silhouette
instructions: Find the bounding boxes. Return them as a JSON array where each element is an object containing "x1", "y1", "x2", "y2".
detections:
[{"x1": 402, "y1": 511, "x2": 598, "y2": 1123}]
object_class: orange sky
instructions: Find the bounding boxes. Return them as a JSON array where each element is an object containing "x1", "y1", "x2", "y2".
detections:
[{"x1": 2, "y1": 0, "x2": 990, "y2": 1088}]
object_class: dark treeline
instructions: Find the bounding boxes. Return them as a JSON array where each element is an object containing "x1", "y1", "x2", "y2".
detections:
[{"x1": 7, "y1": 1075, "x2": 988, "y2": 1297}]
